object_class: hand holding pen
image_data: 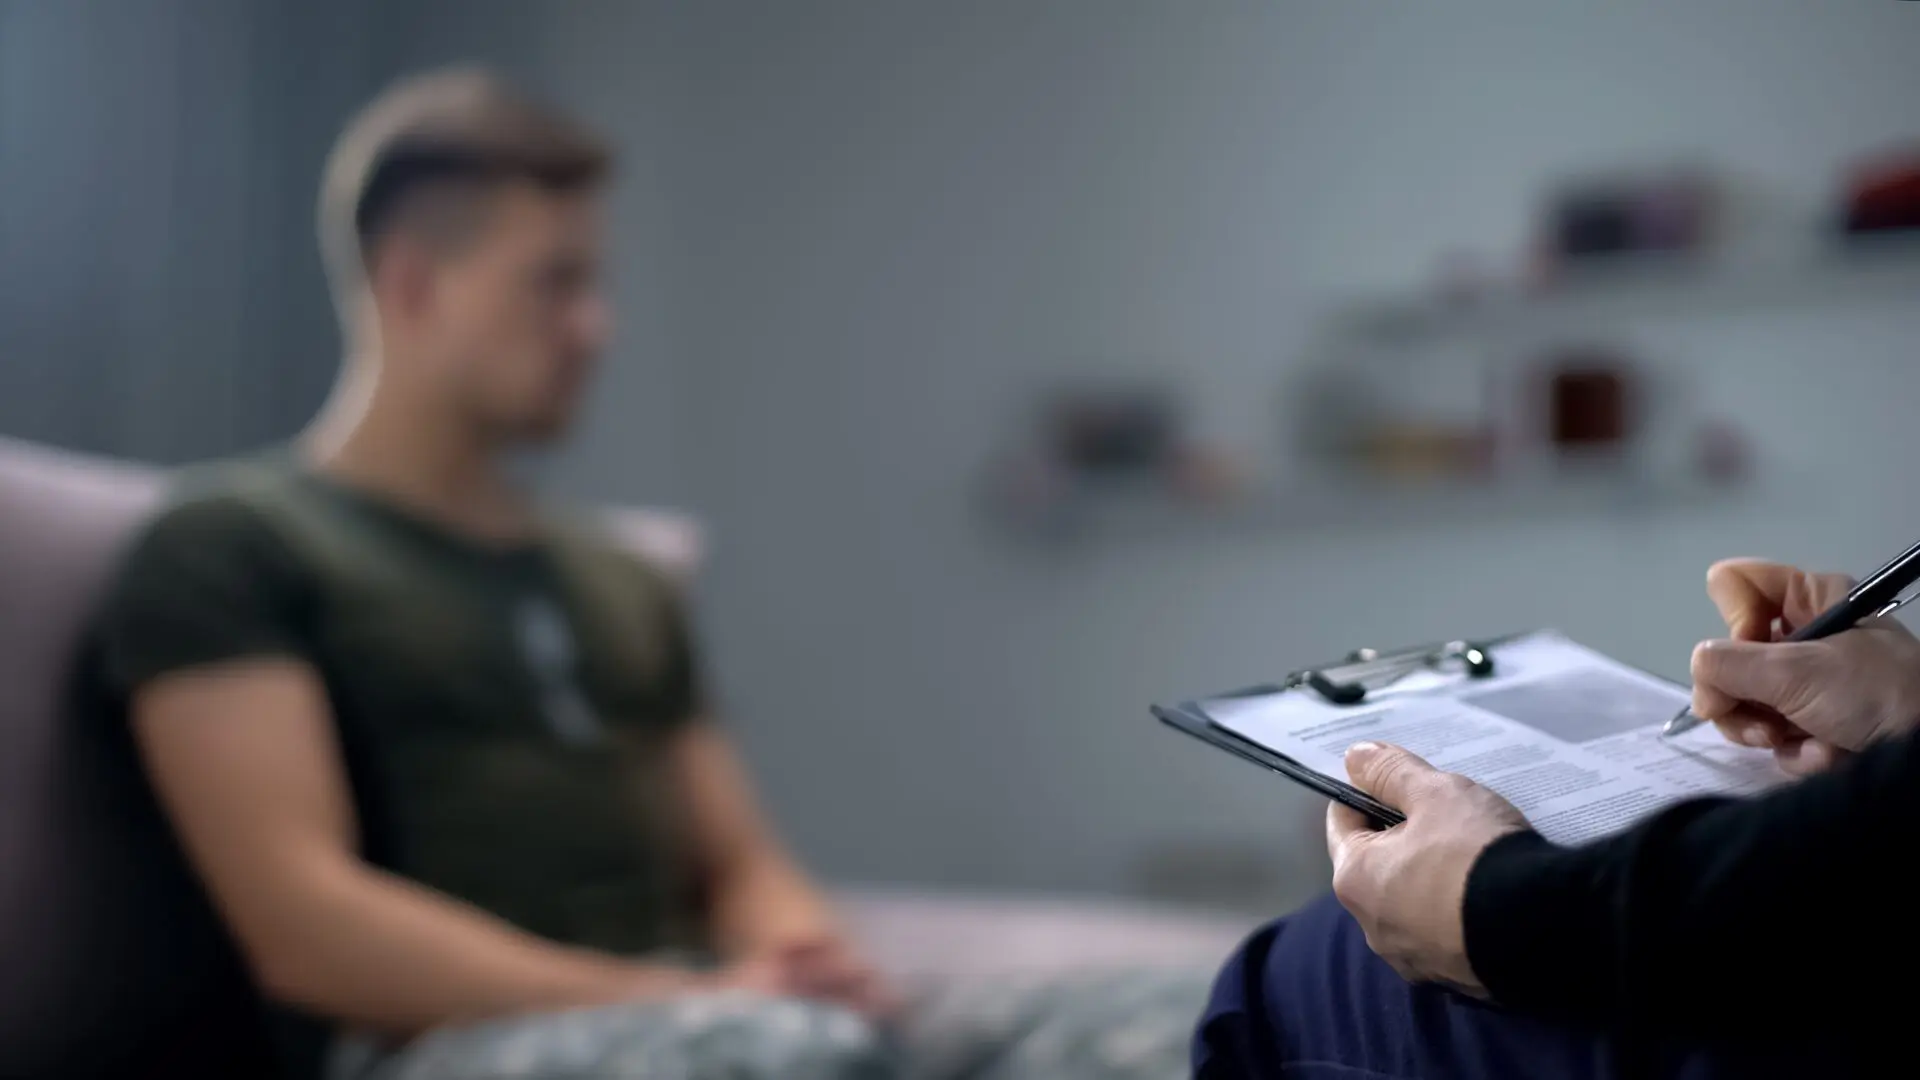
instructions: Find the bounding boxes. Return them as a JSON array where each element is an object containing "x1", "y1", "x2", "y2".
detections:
[{"x1": 1665, "y1": 557, "x2": 1920, "y2": 776}]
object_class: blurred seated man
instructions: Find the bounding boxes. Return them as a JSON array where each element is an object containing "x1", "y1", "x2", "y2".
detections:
[
  {"x1": 82, "y1": 71, "x2": 1202, "y2": 1080},
  {"x1": 1195, "y1": 559, "x2": 1920, "y2": 1079}
]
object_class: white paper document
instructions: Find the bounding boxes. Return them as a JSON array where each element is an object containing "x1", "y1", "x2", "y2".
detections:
[{"x1": 1201, "y1": 632, "x2": 1792, "y2": 845}]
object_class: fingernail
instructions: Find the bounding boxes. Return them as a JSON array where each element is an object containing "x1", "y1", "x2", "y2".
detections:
[
  {"x1": 1348, "y1": 741, "x2": 1382, "y2": 756},
  {"x1": 1741, "y1": 728, "x2": 1769, "y2": 747}
]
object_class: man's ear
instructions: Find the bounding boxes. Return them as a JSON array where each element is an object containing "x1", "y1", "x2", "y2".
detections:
[{"x1": 366, "y1": 237, "x2": 437, "y2": 323}]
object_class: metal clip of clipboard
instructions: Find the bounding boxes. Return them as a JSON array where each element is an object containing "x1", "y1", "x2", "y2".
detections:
[
  {"x1": 1219, "y1": 635, "x2": 1522, "y2": 707},
  {"x1": 1157, "y1": 632, "x2": 1538, "y2": 830}
]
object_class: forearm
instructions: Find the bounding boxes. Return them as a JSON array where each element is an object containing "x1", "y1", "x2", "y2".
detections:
[
  {"x1": 708, "y1": 847, "x2": 841, "y2": 955},
  {"x1": 248, "y1": 860, "x2": 699, "y2": 1035},
  {"x1": 665, "y1": 724, "x2": 843, "y2": 954},
  {"x1": 1463, "y1": 730, "x2": 1920, "y2": 1040}
]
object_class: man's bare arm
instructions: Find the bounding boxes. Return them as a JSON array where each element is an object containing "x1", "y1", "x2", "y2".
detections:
[
  {"x1": 134, "y1": 660, "x2": 701, "y2": 1036},
  {"x1": 667, "y1": 724, "x2": 841, "y2": 955}
]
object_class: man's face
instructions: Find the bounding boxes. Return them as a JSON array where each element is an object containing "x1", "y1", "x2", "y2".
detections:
[{"x1": 414, "y1": 183, "x2": 611, "y2": 443}]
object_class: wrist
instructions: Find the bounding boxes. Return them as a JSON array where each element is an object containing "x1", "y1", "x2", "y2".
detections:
[
  {"x1": 726, "y1": 920, "x2": 846, "y2": 959},
  {"x1": 570, "y1": 952, "x2": 704, "y2": 1007}
]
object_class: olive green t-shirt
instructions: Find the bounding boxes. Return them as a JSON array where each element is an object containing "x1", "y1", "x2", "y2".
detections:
[{"x1": 86, "y1": 459, "x2": 712, "y2": 1072}]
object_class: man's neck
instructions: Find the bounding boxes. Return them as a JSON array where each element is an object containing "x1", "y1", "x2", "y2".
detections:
[{"x1": 301, "y1": 358, "x2": 537, "y2": 543}]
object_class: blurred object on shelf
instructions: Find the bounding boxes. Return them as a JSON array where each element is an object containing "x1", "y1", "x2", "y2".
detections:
[
  {"x1": 1287, "y1": 361, "x2": 1385, "y2": 465},
  {"x1": 1694, "y1": 418, "x2": 1753, "y2": 484},
  {"x1": 1536, "y1": 165, "x2": 1720, "y2": 280},
  {"x1": 1840, "y1": 146, "x2": 1920, "y2": 237},
  {"x1": 981, "y1": 381, "x2": 1254, "y2": 535},
  {"x1": 1043, "y1": 385, "x2": 1180, "y2": 479},
  {"x1": 1286, "y1": 347, "x2": 1495, "y2": 485},
  {"x1": 1351, "y1": 423, "x2": 1493, "y2": 481},
  {"x1": 1168, "y1": 446, "x2": 1250, "y2": 503},
  {"x1": 1535, "y1": 349, "x2": 1639, "y2": 453}
]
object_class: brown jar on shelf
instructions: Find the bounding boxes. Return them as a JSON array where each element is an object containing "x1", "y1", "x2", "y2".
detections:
[{"x1": 1540, "y1": 352, "x2": 1637, "y2": 451}]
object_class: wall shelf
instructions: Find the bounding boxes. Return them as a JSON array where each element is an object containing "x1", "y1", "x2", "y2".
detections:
[
  {"x1": 1332, "y1": 234, "x2": 1920, "y2": 346},
  {"x1": 991, "y1": 468, "x2": 1747, "y2": 547}
]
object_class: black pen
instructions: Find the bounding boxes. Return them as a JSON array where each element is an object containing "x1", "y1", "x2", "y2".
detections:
[{"x1": 1663, "y1": 538, "x2": 1920, "y2": 737}]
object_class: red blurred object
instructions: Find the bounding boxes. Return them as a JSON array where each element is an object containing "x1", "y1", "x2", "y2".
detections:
[
  {"x1": 1534, "y1": 351, "x2": 1638, "y2": 451},
  {"x1": 1842, "y1": 148, "x2": 1920, "y2": 235}
]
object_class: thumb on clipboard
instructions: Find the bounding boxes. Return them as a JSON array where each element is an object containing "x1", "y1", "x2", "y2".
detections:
[{"x1": 1325, "y1": 741, "x2": 1527, "y2": 995}]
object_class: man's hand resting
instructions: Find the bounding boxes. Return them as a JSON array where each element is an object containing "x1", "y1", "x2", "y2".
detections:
[
  {"x1": 1694, "y1": 558, "x2": 1920, "y2": 775},
  {"x1": 710, "y1": 936, "x2": 898, "y2": 1020},
  {"x1": 1326, "y1": 742, "x2": 1526, "y2": 995}
]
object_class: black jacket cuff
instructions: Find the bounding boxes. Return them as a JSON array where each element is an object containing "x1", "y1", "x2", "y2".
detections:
[{"x1": 1462, "y1": 829, "x2": 1615, "y2": 1018}]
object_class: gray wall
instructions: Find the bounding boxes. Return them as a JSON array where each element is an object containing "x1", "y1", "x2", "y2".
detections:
[
  {"x1": 0, "y1": 0, "x2": 414, "y2": 462},
  {"x1": 549, "y1": 0, "x2": 1920, "y2": 900}
]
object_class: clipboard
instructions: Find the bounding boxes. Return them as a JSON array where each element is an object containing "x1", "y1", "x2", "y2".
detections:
[
  {"x1": 1152, "y1": 635, "x2": 1524, "y2": 829},
  {"x1": 1153, "y1": 701, "x2": 1407, "y2": 828}
]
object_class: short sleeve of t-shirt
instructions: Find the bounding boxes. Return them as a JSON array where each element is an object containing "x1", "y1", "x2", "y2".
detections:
[
  {"x1": 97, "y1": 494, "x2": 314, "y2": 695},
  {"x1": 649, "y1": 574, "x2": 706, "y2": 728}
]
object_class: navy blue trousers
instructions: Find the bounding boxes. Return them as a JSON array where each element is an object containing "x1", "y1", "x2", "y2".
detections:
[{"x1": 1193, "y1": 893, "x2": 1851, "y2": 1080}]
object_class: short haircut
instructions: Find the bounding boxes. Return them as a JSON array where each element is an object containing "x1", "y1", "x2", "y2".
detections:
[{"x1": 318, "y1": 68, "x2": 612, "y2": 317}]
